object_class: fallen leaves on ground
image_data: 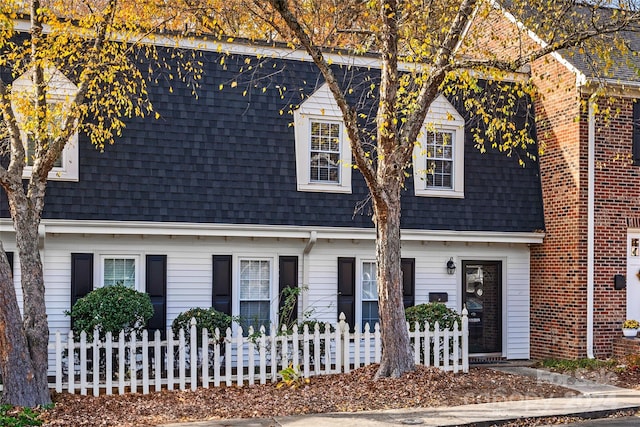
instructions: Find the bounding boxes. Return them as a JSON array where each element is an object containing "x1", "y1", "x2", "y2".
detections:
[{"x1": 40, "y1": 365, "x2": 580, "y2": 427}]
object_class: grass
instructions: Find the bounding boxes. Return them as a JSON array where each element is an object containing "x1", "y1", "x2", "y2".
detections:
[{"x1": 536, "y1": 358, "x2": 619, "y2": 372}]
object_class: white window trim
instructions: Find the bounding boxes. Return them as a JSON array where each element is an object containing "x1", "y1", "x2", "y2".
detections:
[
  {"x1": 413, "y1": 95, "x2": 465, "y2": 198},
  {"x1": 11, "y1": 67, "x2": 80, "y2": 182},
  {"x1": 294, "y1": 84, "x2": 352, "y2": 194},
  {"x1": 98, "y1": 254, "x2": 141, "y2": 291},
  {"x1": 233, "y1": 256, "x2": 278, "y2": 331}
]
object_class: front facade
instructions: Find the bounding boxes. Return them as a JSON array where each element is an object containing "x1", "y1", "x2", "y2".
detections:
[{"x1": 0, "y1": 38, "x2": 544, "y2": 372}]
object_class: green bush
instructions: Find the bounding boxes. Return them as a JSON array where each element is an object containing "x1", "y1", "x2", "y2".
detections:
[
  {"x1": 405, "y1": 302, "x2": 462, "y2": 331},
  {"x1": 171, "y1": 307, "x2": 232, "y2": 345},
  {"x1": 65, "y1": 284, "x2": 154, "y2": 341}
]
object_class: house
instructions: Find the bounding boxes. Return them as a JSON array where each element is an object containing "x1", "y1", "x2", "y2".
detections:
[
  {"x1": 462, "y1": 2, "x2": 640, "y2": 359},
  {"x1": 0, "y1": 35, "x2": 545, "y2": 374}
]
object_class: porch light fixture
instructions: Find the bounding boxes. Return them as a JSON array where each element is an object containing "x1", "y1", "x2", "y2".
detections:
[{"x1": 446, "y1": 257, "x2": 456, "y2": 275}]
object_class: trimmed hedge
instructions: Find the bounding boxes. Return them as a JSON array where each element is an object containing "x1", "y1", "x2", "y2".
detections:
[
  {"x1": 171, "y1": 307, "x2": 232, "y2": 345},
  {"x1": 405, "y1": 302, "x2": 462, "y2": 331},
  {"x1": 66, "y1": 284, "x2": 154, "y2": 340}
]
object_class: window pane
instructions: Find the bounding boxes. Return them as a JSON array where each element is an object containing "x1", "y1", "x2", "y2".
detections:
[
  {"x1": 425, "y1": 131, "x2": 454, "y2": 190},
  {"x1": 309, "y1": 120, "x2": 341, "y2": 183},
  {"x1": 26, "y1": 135, "x2": 63, "y2": 167},
  {"x1": 240, "y1": 301, "x2": 271, "y2": 332},
  {"x1": 362, "y1": 301, "x2": 379, "y2": 330},
  {"x1": 362, "y1": 262, "x2": 377, "y2": 300},
  {"x1": 104, "y1": 258, "x2": 135, "y2": 288},
  {"x1": 240, "y1": 260, "x2": 270, "y2": 299}
]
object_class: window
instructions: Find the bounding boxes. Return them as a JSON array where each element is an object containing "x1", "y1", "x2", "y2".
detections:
[
  {"x1": 310, "y1": 120, "x2": 341, "y2": 183},
  {"x1": 425, "y1": 131, "x2": 454, "y2": 189},
  {"x1": 101, "y1": 256, "x2": 139, "y2": 289},
  {"x1": 413, "y1": 94, "x2": 465, "y2": 198},
  {"x1": 294, "y1": 84, "x2": 352, "y2": 193},
  {"x1": 239, "y1": 259, "x2": 273, "y2": 332},
  {"x1": 11, "y1": 67, "x2": 79, "y2": 182},
  {"x1": 361, "y1": 261, "x2": 379, "y2": 330}
]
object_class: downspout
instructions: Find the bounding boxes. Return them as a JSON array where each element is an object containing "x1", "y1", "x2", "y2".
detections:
[
  {"x1": 586, "y1": 97, "x2": 596, "y2": 359},
  {"x1": 301, "y1": 231, "x2": 317, "y2": 314}
]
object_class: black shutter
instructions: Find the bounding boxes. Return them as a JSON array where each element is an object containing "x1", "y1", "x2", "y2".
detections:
[
  {"x1": 633, "y1": 102, "x2": 640, "y2": 165},
  {"x1": 70, "y1": 253, "x2": 94, "y2": 329},
  {"x1": 6, "y1": 251, "x2": 13, "y2": 276},
  {"x1": 337, "y1": 257, "x2": 356, "y2": 328},
  {"x1": 401, "y1": 258, "x2": 415, "y2": 308},
  {"x1": 146, "y1": 255, "x2": 167, "y2": 334},
  {"x1": 71, "y1": 253, "x2": 93, "y2": 307},
  {"x1": 212, "y1": 255, "x2": 232, "y2": 315},
  {"x1": 278, "y1": 256, "x2": 299, "y2": 325}
]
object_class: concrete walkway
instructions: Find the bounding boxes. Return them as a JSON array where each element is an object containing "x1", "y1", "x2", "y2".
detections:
[{"x1": 158, "y1": 367, "x2": 640, "y2": 427}]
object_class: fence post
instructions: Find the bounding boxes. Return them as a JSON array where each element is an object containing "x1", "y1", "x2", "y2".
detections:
[
  {"x1": 154, "y1": 330, "x2": 162, "y2": 392},
  {"x1": 412, "y1": 322, "x2": 420, "y2": 365},
  {"x1": 337, "y1": 313, "x2": 346, "y2": 373},
  {"x1": 302, "y1": 324, "x2": 310, "y2": 378},
  {"x1": 202, "y1": 327, "x2": 210, "y2": 388},
  {"x1": 433, "y1": 321, "x2": 440, "y2": 368},
  {"x1": 55, "y1": 331, "x2": 62, "y2": 393},
  {"x1": 130, "y1": 331, "x2": 137, "y2": 394},
  {"x1": 453, "y1": 321, "x2": 460, "y2": 374},
  {"x1": 118, "y1": 331, "x2": 125, "y2": 395},
  {"x1": 80, "y1": 331, "x2": 87, "y2": 396},
  {"x1": 247, "y1": 326, "x2": 255, "y2": 386},
  {"x1": 190, "y1": 318, "x2": 198, "y2": 391},
  {"x1": 68, "y1": 330, "x2": 75, "y2": 394},
  {"x1": 179, "y1": 328, "x2": 186, "y2": 390},
  {"x1": 142, "y1": 330, "x2": 149, "y2": 395},
  {"x1": 236, "y1": 326, "x2": 244, "y2": 387},
  {"x1": 213, "y1": 328, "x2": 221, "y2": 387},
  {"x1": 106, "y1": 331, "x2": 113, "y2": 395},
  {"x1": 461, "y1": 306, "x2": 469, "y2": 373},
  {"x1": 167, "y1": 329, "x2": 175, "y2": 391}
]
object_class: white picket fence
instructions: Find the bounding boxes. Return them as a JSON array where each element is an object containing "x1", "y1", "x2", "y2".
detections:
[{"x1": 49, "y1": 310, "x2": 469, "y2": 396}]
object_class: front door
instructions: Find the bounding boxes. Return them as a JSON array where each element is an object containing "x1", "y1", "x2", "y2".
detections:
[{"x1": 462, "y1": 260, "x2": 502, "y2": 354}]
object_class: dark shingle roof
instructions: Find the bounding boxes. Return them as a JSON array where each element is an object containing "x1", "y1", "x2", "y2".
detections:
[{"x1": 1, "y1": 48, "x2": 544, "y2": 233}]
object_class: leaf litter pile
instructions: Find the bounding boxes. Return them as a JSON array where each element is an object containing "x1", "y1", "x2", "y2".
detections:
[{"x1": 40, "y1": 365, "x2": 581, "y2": 427}]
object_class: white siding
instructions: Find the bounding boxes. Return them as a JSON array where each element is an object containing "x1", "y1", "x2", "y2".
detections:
[{"x1": 6, "y1": 225, "x2": 532, "y2": 374}]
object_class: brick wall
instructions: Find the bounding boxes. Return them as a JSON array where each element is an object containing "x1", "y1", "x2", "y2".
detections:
[
  {"x1": 529, "y1": 55, "x2": 588, "y2": 359},
  {"x1": 531, "y1": 62, "x2": 637, "y2": 359},
  {"x1": 590, "y1": 96, "x2": 637, "y2": 356}
]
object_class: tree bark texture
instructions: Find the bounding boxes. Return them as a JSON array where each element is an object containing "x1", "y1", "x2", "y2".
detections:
[
  {"x1": 0, "y1": 241, "x2": 50, "y2": 406},
  {"x1": 372, "y1": 180, "x2": 415, "y2": 379},
  {"x1": 0, "y1": 172, "x2": 51, "y2": 406}
]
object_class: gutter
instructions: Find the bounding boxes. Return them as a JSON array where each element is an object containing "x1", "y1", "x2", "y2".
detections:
[
  {"x1": 301, "y1": 231, "x2": 317, "y2": 316},
  {"x1": 586, "y1": 97, "x2": 596, "y2": 359}
]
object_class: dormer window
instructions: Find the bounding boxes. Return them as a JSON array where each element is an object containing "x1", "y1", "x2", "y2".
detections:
[
  {"x1": 413, "y1": 94, "x2": 465, "y2": 198},
  {"x1": 11, "y1": 67, "x2": 79, "y2": 182},
  {"x1": 294, "y1": 84, "x2": 352, "y2": 193}
]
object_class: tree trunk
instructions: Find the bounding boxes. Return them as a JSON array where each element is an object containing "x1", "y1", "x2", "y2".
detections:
[
  {"x1": 0, "y1": 241, "x2": 50, "y2": 406},
  {"x1": 0, "y1": 179, "x2": 51, "y2": 406},
  {"x1": 373, "y1": 184, "x2": 415, "y2": 379}
]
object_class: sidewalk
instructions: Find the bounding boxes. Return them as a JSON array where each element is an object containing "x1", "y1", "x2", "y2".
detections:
[{"x1": 159, "y1": 367, "x2": 640, "y2": 427}]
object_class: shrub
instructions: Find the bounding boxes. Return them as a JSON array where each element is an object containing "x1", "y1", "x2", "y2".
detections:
[
  {"x1": 65, "y1": 284, "x2": 154, "y2": 341},
  {"x1": 171, "y1": 307, "x2": 232, "y2": 345},
  {"x1": 405, "y1": 302, "x2": 462, "y2": 331}
]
